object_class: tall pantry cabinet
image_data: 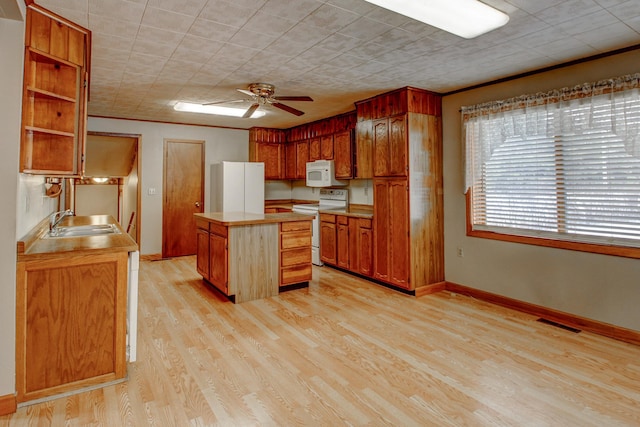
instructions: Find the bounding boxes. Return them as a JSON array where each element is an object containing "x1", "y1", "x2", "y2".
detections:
[
  {"x1": 356, "y1": 87, "x2": 444, "y2": 293},
  {"x1": 20, "y1": 4, "x2": 91, "y2": 176}
]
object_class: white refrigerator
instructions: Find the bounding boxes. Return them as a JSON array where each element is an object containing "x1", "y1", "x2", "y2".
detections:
[{"x1": 210, "y1": 161, "x2": 265, "y2": 214}]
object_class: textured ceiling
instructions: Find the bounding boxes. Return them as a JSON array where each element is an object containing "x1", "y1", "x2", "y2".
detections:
[{"x1": 36, "y1": 0, "x2": 640, "y2": 129}]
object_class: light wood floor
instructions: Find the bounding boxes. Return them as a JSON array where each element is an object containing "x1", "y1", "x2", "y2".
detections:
[{"x1": 2, "y1": 256, "x2": 640, "y2": 426}]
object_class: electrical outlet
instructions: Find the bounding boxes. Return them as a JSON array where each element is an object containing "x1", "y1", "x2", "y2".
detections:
[
  {"x1": 364, "y1": 186, "x2": 368, "y2": 196},
  {"x1": 457, "y1": 247, "x2": 464, "y2": 257},
  {"x1": 148, "y1": 187, "x2": 157, "y2": 195}
]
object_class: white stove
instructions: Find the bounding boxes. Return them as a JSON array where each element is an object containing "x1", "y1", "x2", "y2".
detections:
[{"x1": 292, "y1": 188, "x2": 348, "y2": 266}]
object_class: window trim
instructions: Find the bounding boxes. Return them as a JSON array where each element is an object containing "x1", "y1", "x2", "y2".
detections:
[{"x1": 465, "y1": 192, "x2": 640, "y2": 259}]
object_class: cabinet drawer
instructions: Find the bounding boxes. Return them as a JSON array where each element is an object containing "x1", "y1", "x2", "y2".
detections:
[
  {"x1": 195, "y1": 217, "x2": 210, "y2": 231},
  {"x1": 281, "y1": 221, "x2": 311, "y2": 232},
  {"x1": 281, "y1": 247, "x2": 311, "y2": 267},
  {"x1": 337, "y1": 215, "x2": 348, "y2": 225},
  {"x1": 358, "y1": 218, "x2": 372, "y2": 229},
  {"x1": 281, "y1": 231, "x2": 311, "y2": 249},
  {"x1": 281, "y1": 264, "x2": 312, "y2": 286},
  {"x1": 319, "y1": 213, "x2": 336, "y2": 223},
  {"x1": 209, "y1": 223, "x2": 228, "y2": 237}
]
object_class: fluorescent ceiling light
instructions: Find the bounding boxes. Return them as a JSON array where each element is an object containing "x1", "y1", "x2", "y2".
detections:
[
  {"x1": 174, "y1": 101, "x2": 266, "y2": 118},
  {"x1": 364, "y1": 0, "x2": 509, "y2": 39}
]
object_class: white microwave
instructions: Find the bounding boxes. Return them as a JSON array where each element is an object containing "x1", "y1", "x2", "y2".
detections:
[{"x1": 305, "y1": 160, "x2": 347, "y2": 187}]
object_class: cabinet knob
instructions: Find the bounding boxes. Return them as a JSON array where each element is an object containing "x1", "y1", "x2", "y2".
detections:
[{"x1": 195, "y1": 201, "x2": 200, "y2": 208}]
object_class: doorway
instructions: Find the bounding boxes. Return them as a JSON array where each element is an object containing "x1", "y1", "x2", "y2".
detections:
[
  {"x1": 75, "y1": 132, "x2": 141, "y2": 243},
  {"x1": 162, "y1": 139, "x2": 204, "y2": 258}
]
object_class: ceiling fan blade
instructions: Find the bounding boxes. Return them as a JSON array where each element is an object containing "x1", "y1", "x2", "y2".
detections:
[
  {"x1": 272, "y1": 102, "x2": 305, "y2": 116},
  {"x1": 203, "y1": 99, "x2": 246, "y2": 106},
  {"x1": 273, "y1": 95, "x2": 313, "y2": 102},
  {"x1": 237, "y1": 89, "x2": 255, "y2": 97},
  {"x1": 243, "y1": 103, "x2": 260, "y2": 118}
]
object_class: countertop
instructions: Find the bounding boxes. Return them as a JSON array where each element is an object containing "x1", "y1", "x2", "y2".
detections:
[
  {"x1": 17, "y1": 214, "x2": 139, "y2": 260},
  {"x1": 195, "y1": 211, "x2": 314, "y2": 226},
  {"x1": 265, "y1": 199, "x2": 316, "y2": 210}
]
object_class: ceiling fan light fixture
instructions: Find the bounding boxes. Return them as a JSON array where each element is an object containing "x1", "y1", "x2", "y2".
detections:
[
  {"x1": 363, "y1": 0, "x2": 509, "y2": 39},
  {"x1": 173, "y1": 101, "x2": 266, "y2": 118}
]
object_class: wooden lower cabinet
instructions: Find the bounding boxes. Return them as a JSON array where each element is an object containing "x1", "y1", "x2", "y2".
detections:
[
  {"x1": 321, "y1": 213, "x2": 373, "y2": 278},
  {"x1": 373, "y1": 179, "x2": 410, "y2": 289},
  {"x1": 16, "y1": 251, "x2": 129, "y2": 402},
  {"x1": 196, "y1": 227, "x2": 210, "y2": 279},
  {"x1": 280, "y1": 221, "x2": 312, "y2": 286},
  {"x1": 209, "y1": 231, "x2": 228, "y2": 294}
]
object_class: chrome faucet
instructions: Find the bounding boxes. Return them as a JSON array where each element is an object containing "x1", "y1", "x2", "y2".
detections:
[{"x1": 49, "y1": 209, "x2": 74, "y2": 234}]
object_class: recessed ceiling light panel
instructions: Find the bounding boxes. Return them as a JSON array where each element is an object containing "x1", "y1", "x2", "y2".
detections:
[
  {"x1": 173, "y1": 101, "x2": 266, "y2": 118},
  {"x1": 364, "y1": 0, "x2": 510, "y2": 39}
]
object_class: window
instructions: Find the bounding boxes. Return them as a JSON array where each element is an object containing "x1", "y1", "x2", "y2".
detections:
[{"x1": 463, "y1": 74, "x2": 640, "y2": 258}]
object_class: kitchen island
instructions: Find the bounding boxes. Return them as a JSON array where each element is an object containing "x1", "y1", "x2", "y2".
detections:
[{"x1": 195, "y1": 212, "x2": 313, "y2": 303}]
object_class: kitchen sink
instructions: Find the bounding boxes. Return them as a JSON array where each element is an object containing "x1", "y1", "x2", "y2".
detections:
[{"x1": 46, "y1": 224, "x2": 121, "y2": 238}]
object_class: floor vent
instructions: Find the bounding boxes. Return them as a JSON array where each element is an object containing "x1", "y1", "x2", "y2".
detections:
[{"x1": 537, "y1": 318, "x2": 581, "y2": 333}]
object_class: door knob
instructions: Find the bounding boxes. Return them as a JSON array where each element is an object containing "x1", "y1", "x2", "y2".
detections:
[{"x1": 195, "y1": 201, "x2": 200, "y2": 208}]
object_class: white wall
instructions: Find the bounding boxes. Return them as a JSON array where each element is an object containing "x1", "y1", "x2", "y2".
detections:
[
  {"x1": 443, "y1": 50, "x2": 640, "y2": 331},
  {"x1": 88, "y1": 117, "x2": 249, "y2": 255}
]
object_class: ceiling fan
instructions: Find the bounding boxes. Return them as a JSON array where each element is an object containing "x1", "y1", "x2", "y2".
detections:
[{"x1": 206, "y1": 83, "x2": 313, "y2": 118}]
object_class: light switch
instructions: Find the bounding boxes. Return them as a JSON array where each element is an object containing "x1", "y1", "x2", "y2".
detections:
[{"x1": 148, "y1": 187, "x2": 157, "y2": 195}]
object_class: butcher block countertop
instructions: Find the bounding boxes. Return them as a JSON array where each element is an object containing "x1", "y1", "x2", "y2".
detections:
[
  {"x1": 195, "y1": 211, "x2": 314, "y2": 226},
  {"x1": 17, "y1": 214, "x2": 138, "y2": 261}
]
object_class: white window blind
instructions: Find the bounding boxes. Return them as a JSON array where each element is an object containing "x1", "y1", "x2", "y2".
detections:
[{"x1": 462, "y1": 74, "x2": 640, "y2": 248}]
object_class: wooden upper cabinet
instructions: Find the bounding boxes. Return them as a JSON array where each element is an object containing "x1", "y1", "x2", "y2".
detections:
[
  {"x1": 284, "y1": 142, "x2": 296, "y2": 180},
  {"x1": 373, "y1": 114, "x2": 407, "y2": 177},
  {"x1": 321, "y1": 135, "x2": 334, "y2": 160},
  {"x1": 249, "y1": 127, "x2": 286, "y2": 180},
  {"x1": 333, "y1": 130, "x2": 353, "y2": 179},
  {"x1": 296, "y1": 140, "x2": 309, "y2": 179},
  {"x1": 355, "y1": 120, "x2": 373, "y2": 179},
  {"x1": 309, "y1": 137, "x2": 321, "y2": 162},
  {"x1": 21, "y1": 5, "x2": 90, "y2": 176}
]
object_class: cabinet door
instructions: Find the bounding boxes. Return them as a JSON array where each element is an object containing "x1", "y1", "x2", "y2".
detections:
[
  {"x1": 334, "y1": 130, "x2": 353, "y2": 179},
  {"x1": 388, "y1": 179, "x2": 410, "y2": 288},
  {"x1": 348, "y1": 218, "x2": 359, "y2": 272},
  {"x1": 355, "y1": 120, "x2": 373, "y2": 178},
  {"x1": 284, "y1": 142, "x2": 296, "y2": 179},
  {"x1": 296, "y1": 140, "x2": 309, "y2": 179},
  {"x1": 373, "y1": 119, "x2": 389, "y2": 177},
  {"x1": 388, "y1": 114, "x2": 408, "y2": 176},
  {"x1": 321, "y1": 135, "x2": 334, "y2": 159},
  {"x1": 309, "y1": 137, "x2": 321, "y2": 161},
  {"x1": 320, "y1": 219, "x2": 337, "y2": 264},
  {"x1": 209, "y1": 233, "x2": 228, "y2": 293},
  {"x1": 373, "y1": 180, "x2": 389, "y2": 281},
  {"x1": 196, "y1": 228, "x2": 210, "y2": 280},
  {"x1": 358, "y1": 224, "x2": 373, "y2": 277},
  {"x1": 256, "y1": 143, "x2": 282, "y2": 179},
  {"x1": 336, "y1": 217, "x2": 349, "y2": 268}
]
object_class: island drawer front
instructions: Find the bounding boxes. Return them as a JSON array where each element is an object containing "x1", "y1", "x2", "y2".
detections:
[
  {"x1": 195, "y1": 217, "x2": 210, "y2": 231},
  {"x1": 209, "y1": 223, "x2": 228, "y2": 237},
  {"x1": 359, "y1": 218, "x2": 372, "y2": 229},
  {"x1": 337, "y1": 215, "x2": 348, "y2": 225},
  {"x1": 281, "y1": 264, "x2": 312, "y2": 285},
  {"x1": 281, "y1": 231, "x2": 311, "y2": 249},
  {"x1": 281, "y1": 247, "x2": 311, "y2": 267},
  {"x1": 281, "y1": 221, "x2": 311, "y2": 232}
]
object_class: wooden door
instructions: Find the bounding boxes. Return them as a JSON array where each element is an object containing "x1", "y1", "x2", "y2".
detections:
[
  {"x1": 389, "y1": 179, "x2": 410, "y2": 288},
  {"x1": 373, "y1": 180, "x2": 389, "y2": 281},
  {"x1": 257, "y1": 142, "x2": 282, "y2": 179},
  {"x1": 373, "y1": 119, "x2": 389, "y2": 176},
  {"x1": 163, "y1": 139, "x2": 204, "y2": 258},
  {"x1": 389, "y1": 114, "x2": 408, "y2": 176},
  {"x1": 334, "y1": 130, "x2": 353, "y2": 179}
]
